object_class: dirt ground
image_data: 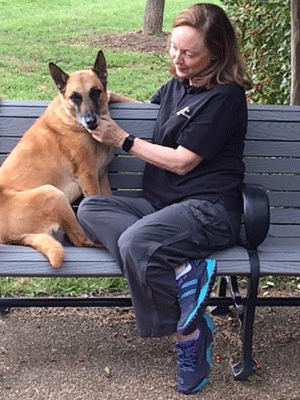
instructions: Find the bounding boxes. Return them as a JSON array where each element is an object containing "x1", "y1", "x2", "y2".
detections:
[
  {"x1": 86, "y1": 31, "x2": 170, "y2": 54},
  {"x1": 1, "y1": 291, "x2": 300, "y2": 400}
]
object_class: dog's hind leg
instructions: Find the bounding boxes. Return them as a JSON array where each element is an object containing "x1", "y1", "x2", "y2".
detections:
[
  {"x1": 60, "y1": 212, "x2": 101, "y2": 249},
  {"x1": 50, "y1": 188, "x2": 101, "y2": 248},
  {"x1": 20, "y1": 233, "x2": 65, "y2": 268},
  {"x1": 2, "y1": 185, "x2": 99, "y2": 267},
  {"x1": 10, "y1": 184, "x2": 98, "y2": 255},
  {"x1": 36, "y1": 185, "x2": 100, "y2": 249}
]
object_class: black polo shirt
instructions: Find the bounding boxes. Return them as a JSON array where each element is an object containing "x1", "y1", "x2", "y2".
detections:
[{"x1": 142, "y1": 78, "x2": 247, "y2": 212}]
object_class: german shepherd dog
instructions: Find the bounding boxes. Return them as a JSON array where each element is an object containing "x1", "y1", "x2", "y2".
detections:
[{"x1": 0, "y1": 50, "x2": 114, "y2": 268}]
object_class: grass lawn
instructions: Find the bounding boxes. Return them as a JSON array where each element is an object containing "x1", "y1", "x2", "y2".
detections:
[{"x1": 0, "y1": 0, "x2": 221, "y2": 101}]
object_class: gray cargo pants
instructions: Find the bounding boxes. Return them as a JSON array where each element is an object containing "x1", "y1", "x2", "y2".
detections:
[{"x1": 77, "y1": 196, "x2": 241, "y2": 338}]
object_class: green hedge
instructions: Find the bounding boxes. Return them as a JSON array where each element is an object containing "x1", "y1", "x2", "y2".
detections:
[{"x1": 225, "y1": 0, "x2": 291, "y2": 105}]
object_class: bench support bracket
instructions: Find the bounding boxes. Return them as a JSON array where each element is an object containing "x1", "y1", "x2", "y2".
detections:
[{"x1": 232, "y1": 249, "x2": 260, "y2": 381}]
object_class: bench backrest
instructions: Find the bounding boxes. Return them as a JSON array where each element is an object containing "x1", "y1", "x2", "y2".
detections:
[
  {"x1": 1, "y1": 100, "x2": 300, "y2": 239},
  {"x1": 245, "y1": 105, "x2": 300, "y2": 239}
]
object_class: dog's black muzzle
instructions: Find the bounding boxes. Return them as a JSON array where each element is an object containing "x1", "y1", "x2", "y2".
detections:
[{"x1": 85, "y1": 114, "x2": 99, "y2": 131}]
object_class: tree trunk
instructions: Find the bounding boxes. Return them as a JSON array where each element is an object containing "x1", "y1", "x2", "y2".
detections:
[
  {"x1": 291, "y1": 0, "x2": 300, "y2": 105},
  {"x1": 143, "y1": 0, "x2": 165, "y2": 35}
]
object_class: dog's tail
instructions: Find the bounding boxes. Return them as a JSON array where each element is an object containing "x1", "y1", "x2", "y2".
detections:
[{"x1": 20, "y1": 233, "x2": 65, "y2": 268}]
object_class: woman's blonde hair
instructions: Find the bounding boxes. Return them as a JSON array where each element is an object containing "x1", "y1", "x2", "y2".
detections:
[{"x1": 170, "y1": 3, "x2": 253, "y2": 90}]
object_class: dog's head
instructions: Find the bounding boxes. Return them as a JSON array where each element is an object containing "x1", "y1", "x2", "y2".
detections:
[{"x1": 49, "y1": 50, "x2": 108, "y2": 131}]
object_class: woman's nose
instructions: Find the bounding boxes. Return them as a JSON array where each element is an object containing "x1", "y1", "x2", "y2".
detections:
[{"x1": 173, "y1": 51, "x2": 183, "y2": 64}]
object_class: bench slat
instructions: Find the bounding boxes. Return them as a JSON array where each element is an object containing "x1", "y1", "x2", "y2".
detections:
[
  {"x1": 0, "y1": 120, "x2": 156, "y2": 143},
  {"x1": 256, "y1": 238, "x2": 300, "y2": 275},
  {"x1": 268, "y1": 192, "x2": 300, "y2": 207},
  {"x1": 248, "y1": 104, "x2": 300, "y2": 120},
  {"x1": 268, "y1": 225, "x2": 300, "y2": 237},
  {"x1": 0, "y1": 243, "x2": 251, "y2": 277},
  {"x1": 0, "y1": 137, "x2": 21, "y2": 152},
  {"x1": 245, "y1": 174, "x2": 300, "y2": 191},
  {"x1": 0, "y1": 261, "x2": 123, "y2": 277},
  {"x1": 244, "y1": 141, "x2": 300, "y2": 157},
  {"x1": 247, "y1": 122, "x2": 300, "y2": 140},
  {"x1": 0, "y1": 118, "x2": 37, "y2": 136},
  {"x1": 112, "y1": 189, "x2": 142, "y2": 197},
  {"x1": 109, "y1": 156, "x2": 145, "y2": 172},
  {"x1": 270, "y1": 209, "x2": 300, "y2": 224},
  {"x1": 244, "y1": 158, "x2": 300, "y2": 174},
  {"x1": 259, "y1": 262, "x2": 300, "y2": 276},
  {"x1": 0, "y1": 101, "x2": 160, "y2": 118},
  {"x1": 112, "y1": 120, "x2": 155, "y2": 139},
  {"x1": 109, "y1": 173, "x2": 143, "y2": 189}
]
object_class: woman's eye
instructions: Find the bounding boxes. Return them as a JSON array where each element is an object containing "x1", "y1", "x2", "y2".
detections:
[{"x1": 185, "y1": 51, "x2": 197, "y2": 58}]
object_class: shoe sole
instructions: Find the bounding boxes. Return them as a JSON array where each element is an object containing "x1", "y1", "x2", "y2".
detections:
[
  {"x1": 177, "y1": 259, "x2": 216, "y2": 336},
  {"x1": 178, "y1": 313, "x2": 214, "y2": 394}
]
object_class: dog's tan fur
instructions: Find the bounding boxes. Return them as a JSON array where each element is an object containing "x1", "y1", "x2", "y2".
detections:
[{"x1": 0, "y1": 50, "x2": 114, "y2": 268}]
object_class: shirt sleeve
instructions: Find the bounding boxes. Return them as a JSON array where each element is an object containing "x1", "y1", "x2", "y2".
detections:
[
  {"x1": 150, "y1": 81, "x2": 171, "y2": 105},
  {"x1": 177, "y1": 90, "x2": 243, "y2": 160},
  {"x1": 150, "y1": 90, "x2": 161, "y2": 104},
  {"x1": 150, "y1": 89, "x2": 161, "y2": 105}
]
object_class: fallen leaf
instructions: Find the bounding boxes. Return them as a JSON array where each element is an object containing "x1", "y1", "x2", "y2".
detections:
[
  {"x1": 247, "y1": 373, "x2": 262, "y2": 382},
  {"x1": 104, "y1": 366, "x2": 111, "y2": 378}
]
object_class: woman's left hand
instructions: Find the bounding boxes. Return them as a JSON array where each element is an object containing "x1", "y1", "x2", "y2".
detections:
[{"x1": 92, "y1": 115, "x2": 127, "y2": 148}]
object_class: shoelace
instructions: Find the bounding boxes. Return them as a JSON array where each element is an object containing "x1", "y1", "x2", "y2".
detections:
[{"x1": 176, "y1": 344, "x2": 198, "y2": 372}]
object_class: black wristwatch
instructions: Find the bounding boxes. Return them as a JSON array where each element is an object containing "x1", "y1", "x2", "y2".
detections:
[{"x1": 122, "y1": 134, "x2": 135, "y2": 152}]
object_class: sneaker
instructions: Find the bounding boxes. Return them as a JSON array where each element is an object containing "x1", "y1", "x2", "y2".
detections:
[
  {"x1": 176, "y1": 259, "x2": 216, "y2": 336},
  {"x1": 176, "y1": 313, "x2": 214, "y2": 394}
]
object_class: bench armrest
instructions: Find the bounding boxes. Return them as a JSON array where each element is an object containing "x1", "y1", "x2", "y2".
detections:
[{"x1": 241, "y1": 183, "x2": 270, "y2": 249}]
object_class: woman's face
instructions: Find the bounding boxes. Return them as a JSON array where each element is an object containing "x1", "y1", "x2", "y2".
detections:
[{"x1": 169, "y1": 25, "x2": 211, "y2": 83}]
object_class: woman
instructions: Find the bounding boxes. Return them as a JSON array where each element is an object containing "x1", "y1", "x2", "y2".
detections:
[{"x1": 78, "y1": 3, "x2": 252, "y2": 394}]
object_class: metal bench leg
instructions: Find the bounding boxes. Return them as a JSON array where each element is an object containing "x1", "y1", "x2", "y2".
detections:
[
  {"x1": 232, "y1": 249, "x2": 259, "y2": 380},
  {"x1": 212, "y1": 275, "x2": 243, "y2": 317},
  {"x1": 228, "y1": 276, "x2": 244, "y2": 326},
  {"x1": 211, "y1": 277, "x2": 231, "y2": 315}
]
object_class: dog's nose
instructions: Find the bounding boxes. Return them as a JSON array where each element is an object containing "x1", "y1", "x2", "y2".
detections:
[{"x1": 86, "y1": 115, "x2": 98, "y2": 130}]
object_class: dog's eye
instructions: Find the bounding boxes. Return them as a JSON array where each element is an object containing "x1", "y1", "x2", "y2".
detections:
[
  {"x1": 90, "y1": 88, "x2": 101, "y2": 103},
  {"x1": 70, "y1": 92, "x2": 82, "y2": 105}
]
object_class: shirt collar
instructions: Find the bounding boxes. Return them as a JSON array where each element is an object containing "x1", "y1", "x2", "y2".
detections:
[{"x1": 182, "y1": 79, "x2": 206, "y2": 95}]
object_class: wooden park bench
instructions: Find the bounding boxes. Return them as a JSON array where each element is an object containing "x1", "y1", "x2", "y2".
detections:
[{"x1": 0, "y1": 99, "x2": 300, "y2": 381}]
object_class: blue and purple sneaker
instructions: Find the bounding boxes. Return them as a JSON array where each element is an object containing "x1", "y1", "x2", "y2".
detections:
[
  {"x1": 176, "y1": 313, "x2": 214, "y2": 394},
  {"x1": 176, "y1": 259, "x2": 216, "y2": 336}
]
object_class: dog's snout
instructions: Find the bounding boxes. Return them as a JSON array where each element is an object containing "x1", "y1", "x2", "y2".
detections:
[{"x1": 85, "y1": 114, "x2": 99, "y2": 130}]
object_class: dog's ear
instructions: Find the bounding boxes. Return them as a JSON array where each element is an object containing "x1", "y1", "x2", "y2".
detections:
[
  {"x1": 49, "y1": 63, "x2": 69, "y2": 94},
  {"x1": 92, "y1": 50, "x2": 108, "y2": 88}
]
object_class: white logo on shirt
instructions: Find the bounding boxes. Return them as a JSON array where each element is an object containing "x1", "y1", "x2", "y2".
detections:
[{"x1": 176, "y1": 106, "x2": 191, "y2": 119}]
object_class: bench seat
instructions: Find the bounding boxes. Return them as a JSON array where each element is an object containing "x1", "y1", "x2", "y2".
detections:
[
  {"x1": 0, "y1": 243, "x2": 251, "y2": 277},
  {"x1": 1, "y1": 236, "x2": 299, "y2": 277}
]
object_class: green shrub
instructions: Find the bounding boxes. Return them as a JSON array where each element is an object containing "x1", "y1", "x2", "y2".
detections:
[{"x1": 225, "y1": 0, "x2": 291, "y2": 104}]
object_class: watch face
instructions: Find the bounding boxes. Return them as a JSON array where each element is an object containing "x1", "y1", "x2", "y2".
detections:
[{"x1": 122, "y1": 135, "x2": 135, "y2": 152}]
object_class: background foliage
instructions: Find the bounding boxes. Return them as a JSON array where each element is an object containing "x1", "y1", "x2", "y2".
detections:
[{"x1": 225, "y1": 0, "x2": 291, "y2": 105}]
